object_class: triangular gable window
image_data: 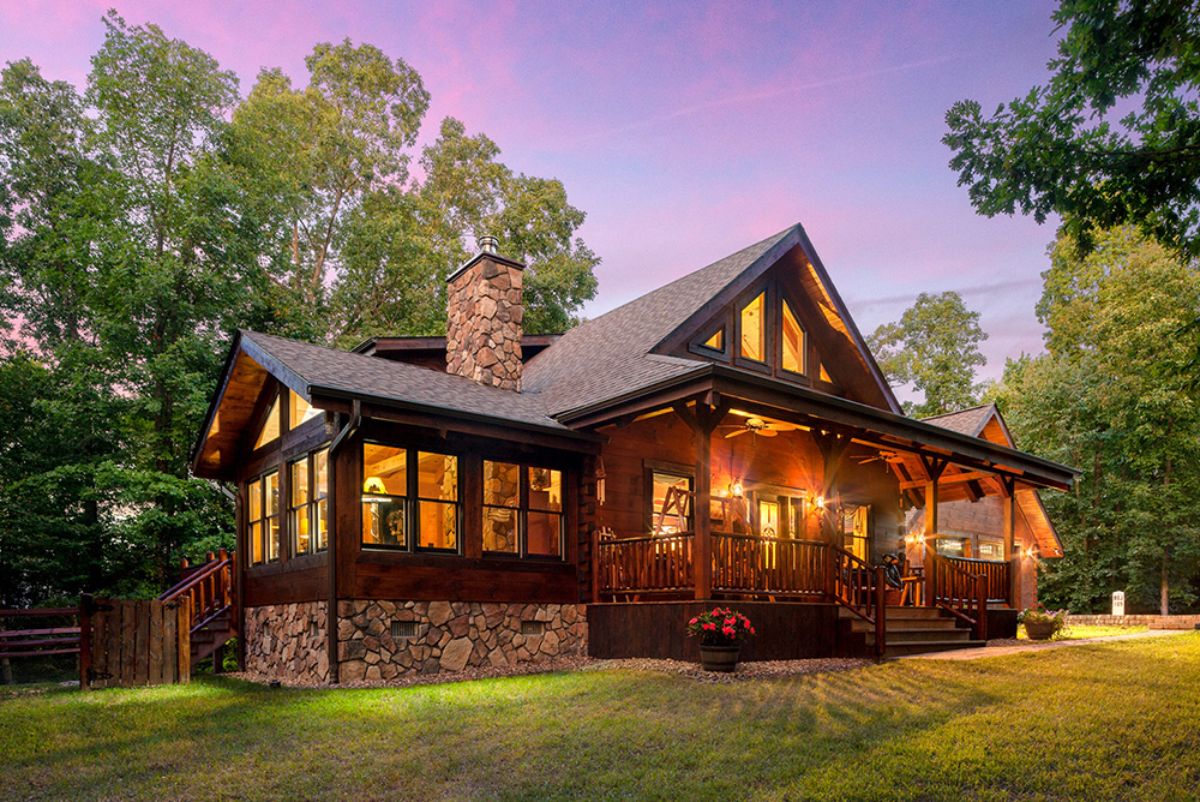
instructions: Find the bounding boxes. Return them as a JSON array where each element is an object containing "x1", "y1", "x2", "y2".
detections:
[
  {"x1": 254, "y1": 393, "x2": 281, "y2": 449},
  {"x1": 288, "y1": 390, "x2": 321, "y2": 430},
  {"x1": 701, "y1": 328, "x2": 724, "y2": 352}
]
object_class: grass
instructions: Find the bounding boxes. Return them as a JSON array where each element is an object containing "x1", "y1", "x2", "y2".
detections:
[
  {"x1": 2, "y1": 634, "x2": 1199, "y2": 801},
  {"x1": 1017, "y1": 623, "x2": 1149, "y2": 641}
]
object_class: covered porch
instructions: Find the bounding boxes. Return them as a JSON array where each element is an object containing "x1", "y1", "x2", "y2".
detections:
[{"x1": 575, "y1": 367, "x2": 1074, "y2": 655}]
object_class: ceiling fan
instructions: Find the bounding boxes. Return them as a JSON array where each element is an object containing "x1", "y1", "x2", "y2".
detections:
[
  {"x1": 856, "y1": 449, "x2": 903, "y2": 465},
  {"x1": 720, "y1": 410, "x2": 802, "y2": 439}
]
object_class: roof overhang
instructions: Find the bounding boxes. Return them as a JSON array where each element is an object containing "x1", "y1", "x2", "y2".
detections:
[{"x1": 555, "y1": 363, "x2": 1079, "y2": 492}]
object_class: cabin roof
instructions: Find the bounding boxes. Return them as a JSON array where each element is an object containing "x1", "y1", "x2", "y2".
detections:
[
  {"x1": 923, "y1": 403, "x2": 1063, "y2": 557},
  {"x1": 522, "y1": 223, "x2": 901, "y2": 417}
]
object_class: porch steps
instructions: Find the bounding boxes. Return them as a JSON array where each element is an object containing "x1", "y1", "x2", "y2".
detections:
[{"x1": 846, "y1": 606, "x2": 987, "y2": 658}]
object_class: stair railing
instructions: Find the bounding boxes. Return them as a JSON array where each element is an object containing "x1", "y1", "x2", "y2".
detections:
[
  {"x1": 159, "y1": 549, "x2": 236, "y2": 634},
  {"x1": 926, "y1": 552, "x2": 988, "y2": 641},
  {"x1": 830, "y1": 546, "x2": 886, "y2": 660}
]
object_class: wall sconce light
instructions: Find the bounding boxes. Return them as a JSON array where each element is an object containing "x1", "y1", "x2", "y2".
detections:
[
  {"x1": 813, "y1": 495, "x2": 826, "y2": 510},
  {"x1": 731, "y1": 482, "x2": 744, "y2": 499},
  {"x1": 1023, "y1": 546, "x2": 1039, "y2": 560}
]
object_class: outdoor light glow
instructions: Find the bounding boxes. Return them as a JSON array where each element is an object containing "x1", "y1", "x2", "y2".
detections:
[{"x1": 731, "y1": 482, "x2": 744, "y2": 498}]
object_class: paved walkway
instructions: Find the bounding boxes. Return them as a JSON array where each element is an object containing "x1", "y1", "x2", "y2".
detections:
[{"x1": 907, "y1": 628, "x2": 1189, "y2": 661}]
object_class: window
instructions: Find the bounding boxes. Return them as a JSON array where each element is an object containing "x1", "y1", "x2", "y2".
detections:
[
  {"x1": 362, "y1": 444, "x2": 408, "y2": 548},
  {"x1": 840, "y1": 503, "x2": 870, "y2": 560},
  {"x1": 248, "y1": 477, "x2": 264, "y2": 565},
  {"x1": 247, "y1": 471, "x2": 280, "y2": 564},
  {"x1": 290, "y1": 447, "x2": 329, "y2": 556},
  {"x1": 650, "y1": 469, "x2": 692, "y2": 534},
  {"x1": 702, "y1": 328, "x2": 724, "y2": 351},
  {"x1": 757, "y1": 499, "x2": 780, "y2": 536},
  {"x1": 254, "y1": 394, "x2": 281, "y2": 449},
  {"x1": 739, "y1": 292, "x2": 766, "y2": 362},
  {"x1": 978, "y1": 539, "x2": 1004, "y2": 560},
  {"x1": 483, "y1": 461, "x2": 564, "y2": 557},
  {"x1": 819, "y1": 362, "x2": 832, "y2": 383},
  {"x1": 417, "y1": 452, "x2": 459, "y2": 550},
  {"x1": 781, "y1": 300, "x2": 805, "y2": 374},
  {"x1": 288, "y1": 391, "x2": 321, "y2": 430},
  {"x1": 526, "y1": 466, "x2": 563, "y2": 557},
  {"x1": 935, "y1": 536, "x2": 967, "y2": 557},
  {"x1": 483, "y1": 460, "x2": 520, "y2": 553}
]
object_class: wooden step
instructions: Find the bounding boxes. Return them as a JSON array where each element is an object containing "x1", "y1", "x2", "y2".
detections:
[
  {"x1": 885, "y1": 639, "x2": 986, "y2": 658},
  {"x1": 851, "y1": 616, "x2": 962, "y2": 633},
  {"x1": 885, "y1": 606, "x2": 950, "y2": 620},
  {"x1": 869, "y1": 628, "x2": 972, "y2": 645}
]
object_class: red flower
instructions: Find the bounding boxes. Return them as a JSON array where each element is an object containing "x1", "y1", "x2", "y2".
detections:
[
  {"x1": 689, "y1": 617, "x2": 698, "y2": 625},
  {"x1": 703, "y1": 622, "x2": 716, "y2": 631}
]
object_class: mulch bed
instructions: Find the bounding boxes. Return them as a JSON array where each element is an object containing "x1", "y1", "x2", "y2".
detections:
[{"x1": 226, "y1": 655, "x2": 871, "y2": 689}]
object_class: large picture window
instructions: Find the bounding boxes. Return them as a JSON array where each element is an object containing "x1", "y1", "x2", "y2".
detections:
[
  {"x1": 362, "y1": 445, "x2": 460, "y2": 552},
  {"x1": 483, "y1": 461, "x2": 564, "y2": 557},
  {"x1": 290, "y1": 447, "x2": 329, "y2": 556}
]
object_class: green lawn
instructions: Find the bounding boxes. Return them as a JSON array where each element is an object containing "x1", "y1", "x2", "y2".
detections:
[
  {"x1": 3, "y1": 634, "x2": 1199, "y2": 802},
  {"x1": 1017, "y1": 623, "x2": 1149, "y2": 641}
]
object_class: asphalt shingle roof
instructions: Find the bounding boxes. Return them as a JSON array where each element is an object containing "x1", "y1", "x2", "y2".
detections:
[
  {"x1": 921, "y1": 404, "x2": 994, "y2": 438},
  {"x1": 241, "y1": 330, "x2": 571, "y2": 432}
]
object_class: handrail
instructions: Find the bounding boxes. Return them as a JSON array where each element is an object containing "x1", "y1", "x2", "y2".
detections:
[
  {"x1": 830, "y1": 546, "x2": 885, "y2": 660},
  {"x1": 159, "y1": 549, "x2": 236, "y2": 635},
  {"x1": 944, "y1": 555, "x2": 1009, "y2": 605},
  {"x1": 927, "y1": 552, "x2": 988, "y2": 640},
  {"x1": 711, "y1": 533, "x2": 828, "y2": 598}
]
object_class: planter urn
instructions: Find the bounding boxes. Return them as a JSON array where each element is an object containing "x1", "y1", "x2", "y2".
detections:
[
  {"x1": 1024, "y1": 620, "x2": 1058, "y2": 641},
  {"x1": 699, "y1": 644, "x2": 741, "y2": 672}
]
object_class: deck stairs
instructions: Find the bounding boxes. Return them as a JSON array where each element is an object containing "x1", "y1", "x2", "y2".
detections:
[
  {"x1": 846, "y1": 605, "x2": 986, "y2": 658},
  {"x1": 158, "y1": 550, "x2": 238, "y2": 671}
]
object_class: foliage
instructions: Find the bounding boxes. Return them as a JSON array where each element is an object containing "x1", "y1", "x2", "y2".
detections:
[
  {"x1": 987, "y1": 228, "x2": 1200, "y2": 613},
  {"x1": 1017, "y1": 603, "x2": 1068, "y2": 636},
  {"x1": 0, "y1": 13, "x2": 599, "y2": 605},
  {"x1": 686, "y1": 607, "x2": 755, "y2": 646},
  {"x1": 2, "y1": 635, "x2": 1200, "y2": 800},
  {"x1": 943, "y1": 0, "x2": 1200, "y2": 258},
  {"x1": 867, "y1": 291, "x2": 988, "y2": 416}
]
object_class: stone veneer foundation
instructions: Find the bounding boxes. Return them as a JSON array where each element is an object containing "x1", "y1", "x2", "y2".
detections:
[
  {"x1": 337, "y1": 600, "x2": 587, "y2": 681},
  {"x1": 244, "y1": 601, "x2": 330, "y2": 683}
]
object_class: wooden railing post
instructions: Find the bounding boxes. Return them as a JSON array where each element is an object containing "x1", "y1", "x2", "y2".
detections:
[
  {"x1": 874, "y1": 566, "x2": 887, "y2": 661},
  {"x1": 78, "y1": 594, "x2": 93, "y2": 691},
  {"x1": 590, "y1": 529, "x2": 601, "y2": 603},
  {"x1": 976, "y1": 574, "x2": 988, "y2": 641}
]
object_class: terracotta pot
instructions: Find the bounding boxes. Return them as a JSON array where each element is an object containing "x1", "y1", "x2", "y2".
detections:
[
  {"x1": 699, "y1": 644, "x2": 740, "y2": 672},
  {"x1": 1024, "y1": 620, "x2": 1058, "y2": 640}
]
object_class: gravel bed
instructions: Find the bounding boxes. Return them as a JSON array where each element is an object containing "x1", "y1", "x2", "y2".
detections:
[
  {"x1": 226, "y1": 655, "x2": 870, "y2": 689},
  {"x1": 582, "y1": 657, "x2": 871, "y2": 683}
]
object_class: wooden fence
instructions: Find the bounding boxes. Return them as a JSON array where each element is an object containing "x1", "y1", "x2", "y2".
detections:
[{"x1": 84, "y1": 597, "x2": 192, "y2": 689}]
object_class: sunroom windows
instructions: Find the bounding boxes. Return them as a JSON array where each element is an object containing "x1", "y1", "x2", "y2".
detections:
[
  {"x1": 361, "y1": 444, "x2": 460, "y2": 553},
  {"x1": 483, "y1": 462, "x2": 564, "y2": 557}
]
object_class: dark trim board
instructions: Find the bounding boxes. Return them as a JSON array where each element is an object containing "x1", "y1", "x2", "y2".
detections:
[{"x1": 588, "y1": 601, "x2": 868, "y2": 661}]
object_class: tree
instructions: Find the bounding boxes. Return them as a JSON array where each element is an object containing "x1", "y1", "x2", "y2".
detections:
[
  {"x1": 943, "y1": 0, "x2": 1200, "y2": 258},
  {"x1": 867, "y1": 291, "x2": 988, "y2": 417},
  {"x1": 988, "y1": 228, "x2": 1200, "y2": 613}
]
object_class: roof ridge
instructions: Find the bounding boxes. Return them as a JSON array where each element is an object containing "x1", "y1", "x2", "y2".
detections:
[{"x1": 920, "y1": 402, "x2": 995, "y2": 421}]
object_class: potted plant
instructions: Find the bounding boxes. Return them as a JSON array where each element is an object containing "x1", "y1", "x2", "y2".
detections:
[
  {"x1": 687, "y1": 607, "x2": 755, "y2": 672},
  {"x1": 1018, "y1": 604, "x2": 1067, "y2": 640}
]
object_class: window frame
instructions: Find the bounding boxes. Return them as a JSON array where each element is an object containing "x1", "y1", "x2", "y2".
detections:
[
  {"x1": 645, "y1": 462, "x2": 695, "y2": 535},
  {"x1": 482, "y1": 460, "x2": 565, "y2": 560},
  {"x1": 289, "y1": 447, "x2": 330, "y2": 558},
  {"x1": 245, "y1": 469, "x2": 281, "y2": 565},
  {"x1": 360, "y1": 442, "x2": 462, "y2": 555},
  {"x1": 779, "y1": 297, "x2": 806, "y2": 377},
  {"x1": 734, "y1": 287, "x2": 771, "y2": 371}
]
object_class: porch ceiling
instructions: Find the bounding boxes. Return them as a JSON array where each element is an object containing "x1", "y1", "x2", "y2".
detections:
[{"x1": 571, "y1": 364, "x2": 1079, "y2": 492}]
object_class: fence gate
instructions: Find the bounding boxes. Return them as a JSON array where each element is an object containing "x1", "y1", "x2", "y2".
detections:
[{"x1": 84, "y1": 598, "x2": 191, "y2": 689}]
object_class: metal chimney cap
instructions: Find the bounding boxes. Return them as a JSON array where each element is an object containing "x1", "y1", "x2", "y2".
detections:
[{"x1": 479, "y1": 235, "x2": 499, "y2": 254}]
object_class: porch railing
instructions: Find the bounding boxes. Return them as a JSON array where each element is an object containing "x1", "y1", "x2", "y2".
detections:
[
  {"x1": 595, "y1": 533, "x2": 694, "y2": 597},
  {"x1": 944, "y1": 556, "x2": 1009, "y2": 604},
  {"x1": 711, "y1": 533, "x2": 829, "y2": 599}
]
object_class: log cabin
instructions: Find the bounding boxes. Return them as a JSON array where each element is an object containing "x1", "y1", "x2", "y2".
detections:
[{"x1": 190, "y1": 224, "x2": 1077, "y2": 681}]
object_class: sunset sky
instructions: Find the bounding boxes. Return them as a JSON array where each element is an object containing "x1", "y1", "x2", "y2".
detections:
[{"x1": 0, "y1": 0, "x2": 1065, "y2": 380}]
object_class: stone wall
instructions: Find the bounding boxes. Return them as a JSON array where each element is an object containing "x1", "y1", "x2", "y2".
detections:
[
  {"x1": 1067, "y1": 613, "x2": 1200, "y2": 630},
  {"x1": 337, "y1": 600, "x2": 586, "y2": 681},
  {"x1": 446, "y1": 252, "x2": 524, "y2": 391},
  {"x1": 244, "y1": 601, "x2": 330, "y2": 682}
]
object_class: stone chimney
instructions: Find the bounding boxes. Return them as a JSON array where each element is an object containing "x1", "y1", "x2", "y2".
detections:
[{"x1": 446, "y1": 236, "x2": 525, "y2": 391}]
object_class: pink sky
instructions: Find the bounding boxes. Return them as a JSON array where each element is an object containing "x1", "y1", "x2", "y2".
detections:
[{"x1": 0, "y1": 0, "x2": 1064, "y2": 382}]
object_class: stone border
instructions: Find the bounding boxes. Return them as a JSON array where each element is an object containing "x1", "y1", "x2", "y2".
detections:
[{"x1": 1066, "y1": 614, "x2": 1200, "y2": 630}]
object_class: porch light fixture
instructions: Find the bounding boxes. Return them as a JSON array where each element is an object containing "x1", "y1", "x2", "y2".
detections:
[
  {"x1": 731, "y1": 482, "x2": 744, "y2": 498},
  {"x1": 813, "y1": 495, "x2": 826, "y2": 510}
]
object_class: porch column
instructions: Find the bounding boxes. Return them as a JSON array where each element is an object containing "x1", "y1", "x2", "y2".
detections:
[
  {"x1": 921, "y1": 456, "x2": 947, "y2": 606},
  {"x1": 694, "y1": 419, "x2": 713, "y2": 600},
  {"x1": 1002, "y1": 475, "x2": 1018, "y2": 608}
]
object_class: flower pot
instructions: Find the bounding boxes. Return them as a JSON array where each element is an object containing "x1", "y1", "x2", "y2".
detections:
[
  {"x1": 1024, "y1": 620, "x2": 1058, "y2": 641},
  {"x1": 699, "y1": 644, "x2": 740, "y2": 672}
]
